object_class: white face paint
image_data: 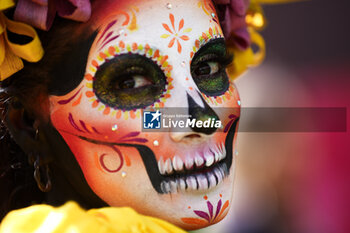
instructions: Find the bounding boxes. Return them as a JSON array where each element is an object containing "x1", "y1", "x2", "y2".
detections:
[{"x1": 49, "y1": 0, "x2": 241, "y2": 230}]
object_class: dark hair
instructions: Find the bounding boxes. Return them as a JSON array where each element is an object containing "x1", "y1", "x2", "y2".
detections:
[{"x1": 0, "y1": 13, "x2": 96, "y2": 219}]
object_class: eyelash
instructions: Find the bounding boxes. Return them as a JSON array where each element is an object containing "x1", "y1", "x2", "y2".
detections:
[
  {"x1": 83, "y1": 42, "x2": 174, "y2": 119},
  {"x1": 190, "y1": 26, "x2": 223, "y2": 59}
]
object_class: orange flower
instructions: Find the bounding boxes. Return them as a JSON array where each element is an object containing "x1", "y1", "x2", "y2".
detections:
[{"x1": 161, "y1": 13, "x2": 192, "y2": 54}]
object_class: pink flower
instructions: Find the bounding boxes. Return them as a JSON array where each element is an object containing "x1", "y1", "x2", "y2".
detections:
[
  {"x1": 213, "y1": 0, "x2": 251, "y2": 50},
  {"x1": 14, "y1": 0, "x2": 91, "y2": 31}
]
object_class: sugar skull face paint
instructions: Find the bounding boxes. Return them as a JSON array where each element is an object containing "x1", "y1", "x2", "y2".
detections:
[{"x1": 49, "y1": 0, "x2": 240, "y2": 230}]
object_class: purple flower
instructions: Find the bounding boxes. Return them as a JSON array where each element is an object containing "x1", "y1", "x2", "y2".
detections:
[
  {"x1": 213, "y1": 0, "x2": 251, "y2": 50},
  {"x1": 14, "y1": 0, "x2": 91, "y2": 31}
]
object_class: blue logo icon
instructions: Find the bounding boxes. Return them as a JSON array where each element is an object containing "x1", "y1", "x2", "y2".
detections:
[{"x1": 143, "y1": 110, "x2": 161, "y2": 129}]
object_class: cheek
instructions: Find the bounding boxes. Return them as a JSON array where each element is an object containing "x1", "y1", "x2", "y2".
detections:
[
  {"x1": 49, "y1": 87, "x2": 147, "y2": 186},
  {"x1": 200, "y1": 80, "x2": 240, "y2": 108}
]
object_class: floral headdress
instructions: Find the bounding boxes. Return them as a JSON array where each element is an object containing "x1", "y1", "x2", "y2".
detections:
[{"x1": 0, "y1": 0, "x2": 292, "y2": 81}]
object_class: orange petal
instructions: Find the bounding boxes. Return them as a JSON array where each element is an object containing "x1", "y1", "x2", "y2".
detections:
[
  {"x1": 195, "y1": 39, "x2": 200, "y2": 48},
  {"x1": 85, "y1": 74, "x2": 93, "y2": 81},
  {"x1": 218, "y1": 200, "x2": 230, "y2": 218},
  {"x1": 162, "y1": 23, "x2": 173, "y2": 34},
  {"x1": 103, "y1": 107, "x2": 110, "y2": 115},
  {"x1": 86, "y1": 91, "x2": 94, "y2": 98},
  {"x1": 169, "y1": 13, "x2": 175, "y2": 30},
  {"x1": 108, "y1": 46, "x2": 115, "y2": 55},
  {"x1": 92, "y1": 100, "x2": 99, "y2": 108},
  {"x1": 119, "y1": 41, "x2": 125, "y2": 49},
  {"x1": 209, "y1": 27, "x2": 214, "y2": 37},
  {"x1": 130, "y1": 110, "x2": 136, "y2": 119},
  {"x1": 181, "y1": 218, "x2": 208, "y2": 225},
  {"x1": 72, "y1": 93, "x2": 82, "y2": 107},
  {"x1": 165, "y1": 65, "x2": 173, "y2": 73},
  {"x1": 180, "y1": 35, "x2": 189, "y2": 41},
  {"x1": 168, "y1": 37, "x2": 175, "y2": 48},
  {"x1": 132, "y1": 42, "x2": 138, "y2": 51},
  {"x1": 160, "y1": 55, "x2": 168, "y2": 65},
  {"x1": 99, "y1": 52, "x2": 107, "y2": 59},
  {"x1": 179, "y1": 18, "x2": 184, "y2": 31},
  {"x1": 92, "y1": 60, "x2": 98, "y2": 68},
  {"x1": 144, "y1": 44, "x2": 150, "y2": 54},
  {"x1": 153, "y1": 50, "x2": 160, "y2": 58},
  {"x1": 116, "y1": 110, "x2": 122, "y2": 119},
  {"x1": 177, "y1": 39, "x2": 182, "y2": 53},
  {"x1": 202, "y1": 32, "x2": 208, "y2": 41}
]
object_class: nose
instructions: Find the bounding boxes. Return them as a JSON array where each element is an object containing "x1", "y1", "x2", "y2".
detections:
[
  {"x1": 170, "y1": 131, "x2": 208, "y2": 144},
  {"x1": 169, "y1": 93, "x2": 219, "y2": 143},
  {"x1": 187, "y1": 93, "x2": 219, "y2": 135}
]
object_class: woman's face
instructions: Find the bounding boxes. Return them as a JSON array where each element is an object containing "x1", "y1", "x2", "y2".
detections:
[{"x1": 49, "y1": 0, "x2": 240, "y2": 230}]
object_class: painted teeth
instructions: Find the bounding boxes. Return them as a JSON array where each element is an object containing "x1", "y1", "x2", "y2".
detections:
[
  {"x1": 204, "y1": 152, "x2": 214, "y2": 167},
  {"x1": 185, "y1": 157, "x2": 194, "y2": 170},
  {"x1": 158, "y1": 157, "x2": 166, "y2": 175},
  {"x1": 197, "y1": 174, "x2": 209, "y2": 190},
  {"x1": 159, "y1": 163, "x2": 228, "y2": 194},
  {"x1": 186, "y1": 176, "x2": 198, "y2": 190},
  {"x1": 164, "y1": 158, "x2": 173, "y2": 175},
  {"x1": 194, "y1": 154, "x2": 204, "y2": 168},
  {"x1": 207, "y1": 172, "x2": 217, "y2": 188},
  {"x1": 157, "y1": 143, "x2": 227, "y2": 175},
  {"x1": 173, "y1": 155, "x2": 183, "y2": 171}
]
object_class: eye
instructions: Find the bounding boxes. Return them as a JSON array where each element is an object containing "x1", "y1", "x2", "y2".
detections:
[
  {"x1": 93, "y1": 54, "x2": 166, "y2": 110},
  {"x1": 190, "y1": 38, "x2": 233, "y2": 97},
  {"x1": 194, "y1": 62, "x2": 219, "y2": 76},
  {"x1": 117, "y1": 75, "x2": 152, "y2": 89}
]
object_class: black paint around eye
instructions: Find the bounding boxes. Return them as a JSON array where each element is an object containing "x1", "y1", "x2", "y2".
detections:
[
  {"x1": 191, "y1": 38, "x2": 233, "y2": 97},
  {"x1": 93, "y1": 54, "x2": 166, "y2": 110}
]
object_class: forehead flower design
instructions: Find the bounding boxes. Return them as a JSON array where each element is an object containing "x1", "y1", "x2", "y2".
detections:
[{"x1": 161, "y1": 13, "x2": 192, "y2": 54}]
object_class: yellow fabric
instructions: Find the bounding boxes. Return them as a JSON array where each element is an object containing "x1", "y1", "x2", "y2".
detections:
[
  {"x1": 228, "y1": 0, "x2": 298, "y2": 80},
  {"x1": 0, "y1": 1, "x2": 44, "y2": 81},
  {"x1": 0, "y1": 202, "x2": 187, "y2": 233},
  {"x1": 0, "y1": 0, "x2": 14, "y2": 11}
]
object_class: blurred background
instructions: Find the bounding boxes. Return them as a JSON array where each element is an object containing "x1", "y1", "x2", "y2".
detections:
[{"x1": 194, "y1": 0, "x2": 349, "y2": 232}]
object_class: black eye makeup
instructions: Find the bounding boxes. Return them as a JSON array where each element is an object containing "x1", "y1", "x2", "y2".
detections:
[
  {"x1": 191, "y1": 38, "x2": 233, "y2": 97},
  {"x1": 93, "y1": 54, "x2": 167, "y2": 110}
]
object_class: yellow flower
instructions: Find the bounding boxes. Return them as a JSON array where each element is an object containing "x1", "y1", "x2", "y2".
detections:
[
  {"x1": 0, "y1": 202, "x2": 188, "y2": 233},
  {"x1": 0, "y1": 0, "x2": 43, "y2": 81}
]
